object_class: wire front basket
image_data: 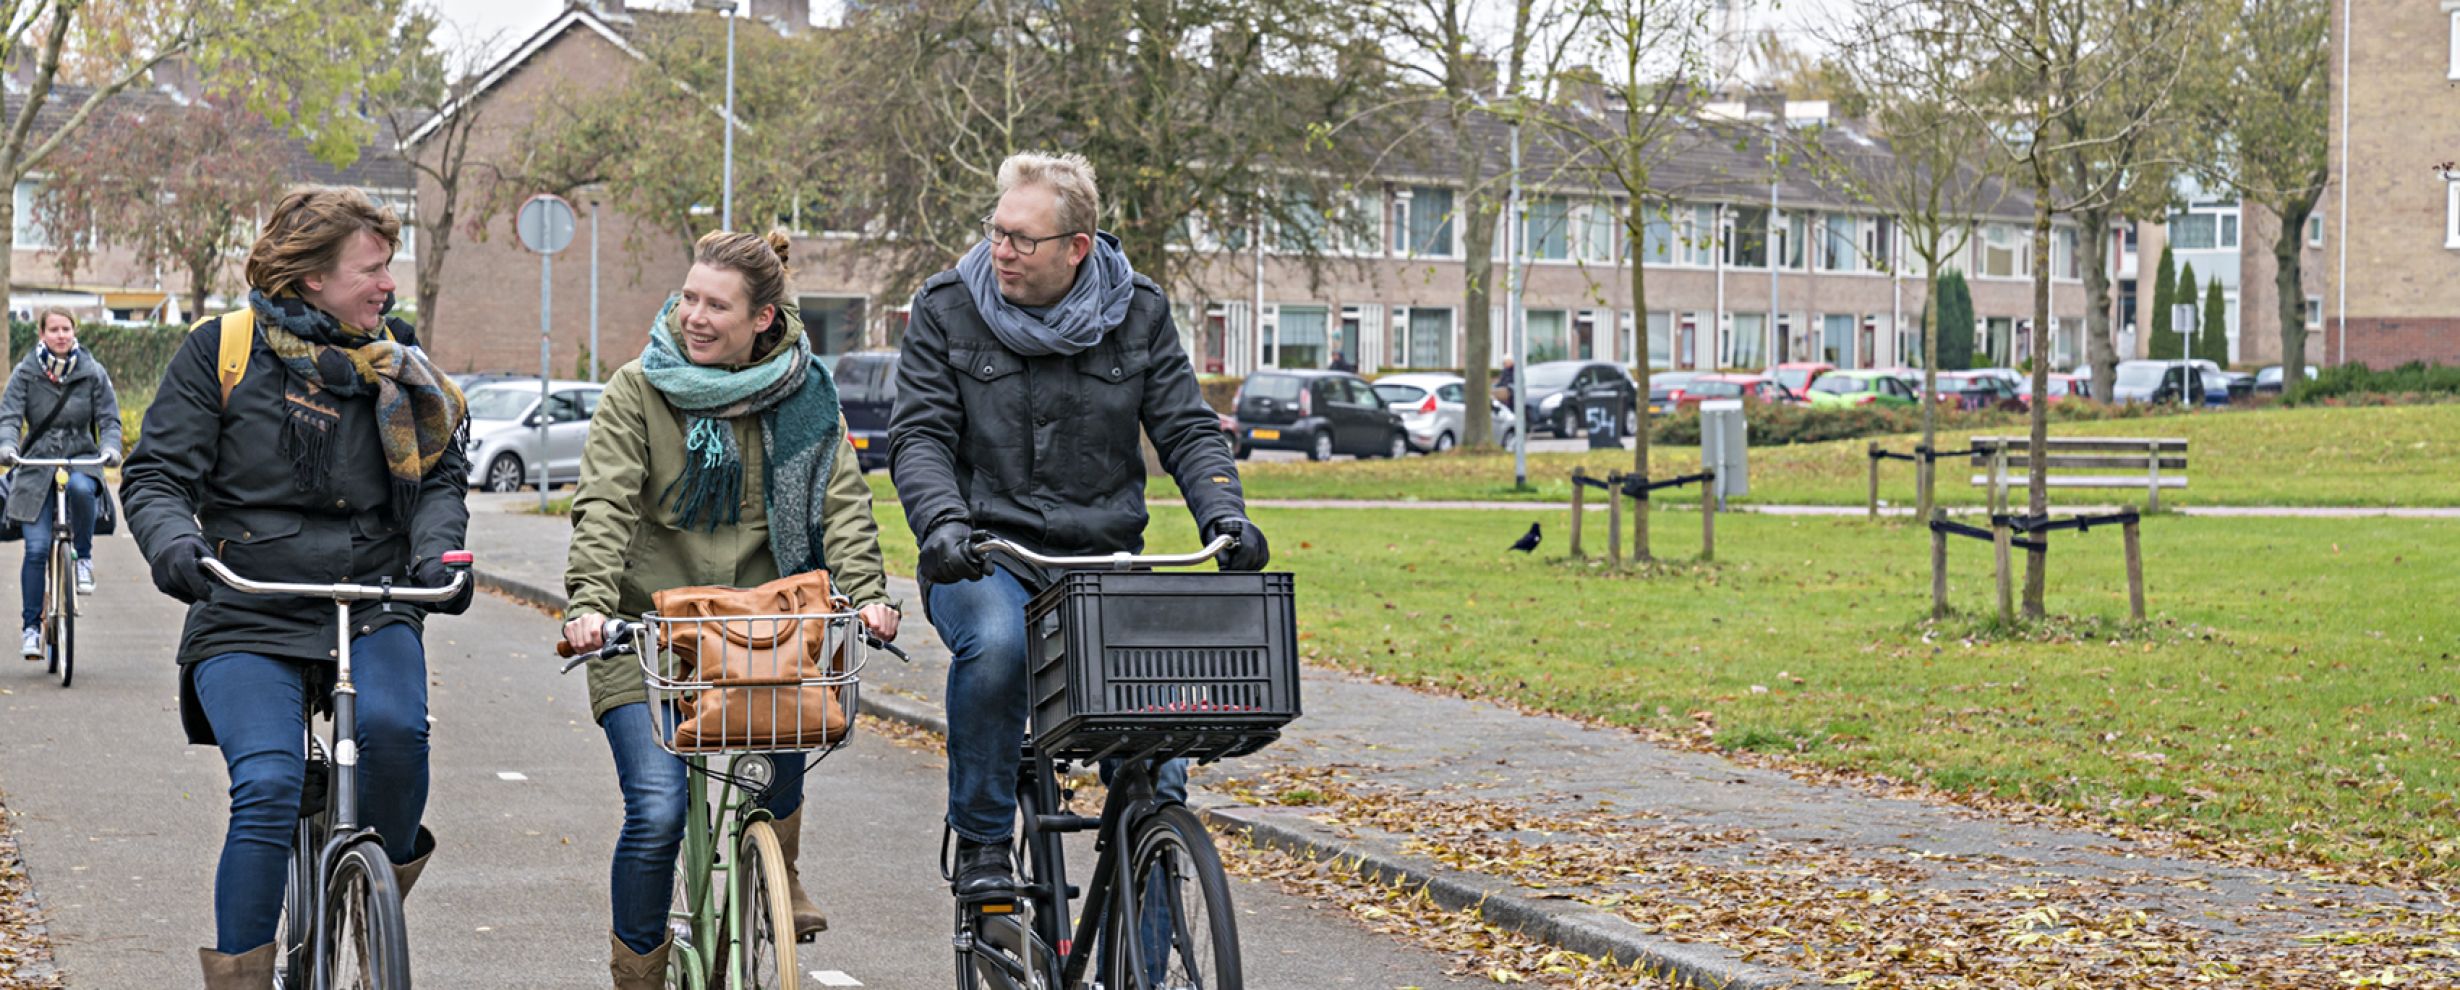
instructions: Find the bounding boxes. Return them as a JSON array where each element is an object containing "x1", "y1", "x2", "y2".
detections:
[{"x1": 638, "y1": 609, "x2": 870, "y2": 757}]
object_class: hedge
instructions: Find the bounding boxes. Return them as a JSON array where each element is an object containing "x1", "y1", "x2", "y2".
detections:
[
  {"x1": 2286, "y1": 361, "x2": 2460, "y2": 405},
  {"x1": 8, "y1": 320, "x2": 191, "y2": 393},
  {"x1": 1650, "y1": 397, "x2": 2179, "y2": 448}
]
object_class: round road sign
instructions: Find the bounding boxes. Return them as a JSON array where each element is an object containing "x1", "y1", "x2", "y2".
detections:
[{"x1": 516, "y1": 194, "x2": 577, "y2": 255}]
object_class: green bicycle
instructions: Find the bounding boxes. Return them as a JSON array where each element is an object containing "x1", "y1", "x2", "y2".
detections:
[{"x1": 561, "y1": 608, "x2": 902, "y2": 988}]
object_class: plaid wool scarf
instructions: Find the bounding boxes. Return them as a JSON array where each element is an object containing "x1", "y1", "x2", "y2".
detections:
[{"x1": 247, "y1": 290, "x2": 468, "y2": 521}]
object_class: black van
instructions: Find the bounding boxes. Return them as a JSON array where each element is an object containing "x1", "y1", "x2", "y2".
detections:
[{"x1": 833, "y1": 351, "x2": 898, "y2": 472}]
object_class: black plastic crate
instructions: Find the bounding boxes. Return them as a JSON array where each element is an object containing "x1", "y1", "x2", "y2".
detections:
[{"x1": 1024, "y1": 570, "x2": 1300, "y2": 763}]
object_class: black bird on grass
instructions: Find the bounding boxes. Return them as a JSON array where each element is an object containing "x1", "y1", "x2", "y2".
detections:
[{"x1": 1508, "y1": 522, "x2": 1542, "y2": 553}]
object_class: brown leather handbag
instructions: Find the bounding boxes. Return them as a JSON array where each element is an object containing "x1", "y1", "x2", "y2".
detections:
[{"x1": 651, "y1": 569, "x2": 853, "y2": 751}]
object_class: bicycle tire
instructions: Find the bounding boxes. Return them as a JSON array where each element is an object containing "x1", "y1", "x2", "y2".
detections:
[
  {"x1": 734, "y1": 820, "x2": 798, "y2": 988},
  {"x1": 53, "y1": 551, "x2": 73, "y2": 688},
  {"x1": 1105, "y1": 805, "x2": 1242, "y2": 990},
  {"x1": 273, "y1": 816, "x2": 321, "y2": 988},
  {"x1": 319, "y1": 837, "x2": 411, "y2": 990}
]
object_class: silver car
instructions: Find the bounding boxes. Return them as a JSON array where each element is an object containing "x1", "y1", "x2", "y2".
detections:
[
  {"x1": 463, "y1": 379, "x2": 607, "y2": 492},
  {"x1": 1371, "y1": 373, "x2": 1519, "y2": 453}
]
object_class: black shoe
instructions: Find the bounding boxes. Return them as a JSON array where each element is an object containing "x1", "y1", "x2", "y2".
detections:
[{"x1": 954, "y1": 836, "x2": 1014, "y2": 897}]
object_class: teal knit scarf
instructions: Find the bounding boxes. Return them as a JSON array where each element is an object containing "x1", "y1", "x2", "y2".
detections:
[{"x1": 640, "y1": 296, "x2": 843, "y2": 575}]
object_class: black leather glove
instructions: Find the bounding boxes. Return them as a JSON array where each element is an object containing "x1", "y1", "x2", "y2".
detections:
[
  {"x1": 414, "y1": 556, "x2": 476, "y2": 616},
  {"x1": 919, "y1": 522, "x2": 986, "y2": 585},
  {"x1": 151, "y1": 534, "x2": 213, "y2": 604},
  {"x1": 100, "y1": 448, "x2": 121, "y2": 467},
  {"x1": 1210, "y1": 517, "x2": 1270, "y2": 571},
  {"x1": 0, "y1": 447, "x2": 17, "y2": 467}
]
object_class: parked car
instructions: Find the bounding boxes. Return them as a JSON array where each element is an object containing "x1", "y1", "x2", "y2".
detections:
[
  {"x1": 1765, "y1": 361, "x2": 1834, "y2": 401},
  {"x1": 2014, "y1": 373, "x2": 2088, "y2": 405},
  {"x1": 1520, "y1": 360, "x2": 1639, "y2": 438},
  {"x1": 463, "y1": 379, "x2": 608, "y2": 492},
  {"x1": 2253, "y1": 364, "x2": 2319, "y2": 394},
  {"x1": 2111, "y1": 359, "x2": 2221, "y2": 405},
  {"x1": 1665, "y1": 373, "x2": 1793, "y2": 410},
  {"x1": 1231, "y1": 369, "x2": 1407, "y2": 461},
  {"x1": 831, "y1": 350, "x2": 898, "y2": 471},
  {"x1": 2204, "y1": 369, "x2": 2253, "y2": 407},
  {"x1": 1644, "y1": 370, "x2": 1705, "y2": 416},
  {"x1": 1805, "y1": 370, "x2": 1920, "y2": 409},
  {"x1": 1933, "y1": 371, "x2": 2024, "y2": 411},
  {"x1": 1372, "y1": 373, "x2": 1519, "y2": 452}
]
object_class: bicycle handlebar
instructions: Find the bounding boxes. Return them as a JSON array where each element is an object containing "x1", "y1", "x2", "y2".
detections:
[
  {"x1": 14, "y1": 456, "x2": 111, "y2": 467},
  {"x1": 970, "y1": 534, "x2": 1235, "y2": 570},
  {"x1": 201, "y1": 555, "x2": 471, "y2": 604}
]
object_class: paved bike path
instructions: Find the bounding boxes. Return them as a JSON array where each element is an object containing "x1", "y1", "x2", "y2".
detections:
[
  {"x1": 0, "y1": 535, "x2": 1476, "y2": 988},
  {"x1": 463, "y1": 502, "x2": 2457, "y2": 986}
]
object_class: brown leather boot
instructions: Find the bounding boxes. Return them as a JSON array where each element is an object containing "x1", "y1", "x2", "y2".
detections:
[
  {"x1": 393, "y1": 827, "x2": 438, "y2": 900},
  {"x1": 610, "y1": 932, "x2": 670, "y2": 990},
  {"x1": 773, "y1": 809, "x2": 827, "y2": 938},
  {"x1": 198, "y1": 943, "x2": 276, "y2": 990}
]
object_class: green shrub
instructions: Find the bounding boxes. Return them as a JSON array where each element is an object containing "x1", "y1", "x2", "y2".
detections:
[
  {"x1": 1650, "y1": 397, "x2": 2175, "y2": 449},
  {"x1": 1929, "y1": 269, "x2": 1975, "y2": 371},
  {"x1": 1199, "y1": 375, "x2": 1242, "y2": 414},
  {"x1": 2286, "y1": 361, "x2": 2460, "y2": 405}
]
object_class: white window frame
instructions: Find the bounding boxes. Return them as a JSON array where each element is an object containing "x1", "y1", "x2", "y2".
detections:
[
  {"x1": 2305, "y1": 295, "x2": 2324, "y2": 329},
  {"x1": 2447, "y1": 2, "x2": 2460, "y2": 80},
  {"x1": 2306, "y1": 213, "x2": 2325, "y2": 248},
  {"x1": 2447, "y1": 179, "x2": 2460, "y2": 249}
]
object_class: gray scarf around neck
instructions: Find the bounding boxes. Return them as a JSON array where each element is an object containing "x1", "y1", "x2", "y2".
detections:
[{"x1": 956, "y1": 230, "x2": 1138, "y2": 356}]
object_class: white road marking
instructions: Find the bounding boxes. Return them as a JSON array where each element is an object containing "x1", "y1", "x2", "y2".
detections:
[
  {"x1": 496, "y1": 771, "x2": 528, "y2": 781},
  {"x1": 810, "y1": 971, "x2": 862, "y2": 986}
]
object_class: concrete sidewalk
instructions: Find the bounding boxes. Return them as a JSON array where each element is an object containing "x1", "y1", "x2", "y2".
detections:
[{"x1": 468, "y1": 502, "x2": 2454, "y2": 987}]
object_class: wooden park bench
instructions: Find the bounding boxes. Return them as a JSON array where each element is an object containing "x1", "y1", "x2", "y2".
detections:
[{"x1": 1967, "y1": 435, "x2": 2188, "y2": 512}]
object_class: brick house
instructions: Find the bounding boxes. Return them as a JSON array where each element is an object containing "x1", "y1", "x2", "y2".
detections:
[{"x1": 2318, "y1": 0, "x2": 2460, "y2": 367}]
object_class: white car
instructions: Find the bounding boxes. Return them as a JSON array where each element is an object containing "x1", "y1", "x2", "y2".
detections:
[
  {"x1": 463, "y1": 379, "x2": 607, "y2": 492},
  {"x1": 1370, "y1": 373, "x2": 1520, "y2": 453}
]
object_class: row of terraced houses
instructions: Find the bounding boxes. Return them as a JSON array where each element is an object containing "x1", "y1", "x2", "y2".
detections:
[{"x1": 7, "y1": 0, "x2": 2441, "y2": 376}]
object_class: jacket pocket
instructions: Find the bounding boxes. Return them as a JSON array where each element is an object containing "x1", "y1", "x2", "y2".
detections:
[
  {"x1": 199, "y1": 509, "x2": 309, "y2": 606},
  {"x1": 950, "y1": 346, "x2": 1030, "y2": 493},
  {"x1": 1076, "y1": 344, "x2": 1151, "y2": 487}
]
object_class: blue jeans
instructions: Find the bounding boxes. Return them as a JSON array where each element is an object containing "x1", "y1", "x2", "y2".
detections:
[
  {"x1": 19, "y1": 471, "x2": 97, "y2": 628},
  {"x1": 599, "y1": 702, "x2": 805, "y2": 954},
  {"x1": 192, "y1": 625, "x2": 430, "y2": 955},
  {"x1": 927, "y1": 567, "x2": 1187, "y2": 844}
]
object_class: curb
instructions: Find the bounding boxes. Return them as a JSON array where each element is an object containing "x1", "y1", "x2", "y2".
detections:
[{"x1": 476, "y1": 566, "x2": 1809, "y2": 989}]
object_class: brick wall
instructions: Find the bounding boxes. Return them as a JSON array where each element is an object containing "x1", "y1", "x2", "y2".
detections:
[{"x1": 2322, "y1": 0, "x2": 2460, "y2": 367}]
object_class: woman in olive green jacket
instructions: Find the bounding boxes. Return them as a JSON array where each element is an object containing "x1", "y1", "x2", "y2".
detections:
[{"x1": 561, "y1": 230, "x2": 897, "y2": 987}]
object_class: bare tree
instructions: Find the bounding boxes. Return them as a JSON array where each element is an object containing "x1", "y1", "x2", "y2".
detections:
[
  {"x1": 2192, "y1": 0, "x2": 2329, "y2": 381},
  {"x1": 1922, "y1": 0, "x2": 2204, "y2": 618},
  {"x1": 1819, "y1": 4, "x2": 2005, "y2": 520},
  {"x1": 380, "y1": 5, "x2": 511, "y2": 330},
  {"x1": 1505, "y1": 0, "x2": 1716, "y2": 560},
  {"x1": 32, "y1": 101, "x2": 287, "y2": 318}
]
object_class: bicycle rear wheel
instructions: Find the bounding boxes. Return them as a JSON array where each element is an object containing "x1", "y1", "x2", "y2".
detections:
[
  {"x1": 319, "y1": 837, "x2": 411, "y2": 990},
  {"x1": 734, "y1": 819, "x2": 798, "y2": 988},
  {"x1": 272, "y1": 815, "x2": 321, "y2": 988},
  {"x1": 1106, "y1": 805, "x2": 1242, "y2": 990}
]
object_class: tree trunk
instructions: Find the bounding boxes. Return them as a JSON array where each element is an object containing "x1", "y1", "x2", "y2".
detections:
[
  {"x1": 1917, "y1": 266, "x2": 1940, "y2": 520},
  {"x1": 2274, "y1": 197, "x2": 2314, "y2": 382},
  {"x1": 0, "y1": 195, "x2": 15, "y2": 368},
  {"x1": 1460, "y1": 130, "x2": 1498, "y2": 451},
  {"x1": 2079, "y1": 208, "x2": 2120, "y2": 402},
  {"x1": 2022, "y1": 186, "x2": 2051, "y2": 619},
  {"x1": 1627, "y1": 199, "x2": 1652, "y2": 563}
]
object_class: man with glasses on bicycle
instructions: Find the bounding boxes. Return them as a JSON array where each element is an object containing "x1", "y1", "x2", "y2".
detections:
[{"x1": 890, "y1": 151, "x2": 1270, "y2": 899}]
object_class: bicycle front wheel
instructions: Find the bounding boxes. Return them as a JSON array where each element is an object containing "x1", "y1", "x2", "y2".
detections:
[
  {"x1": 273, "y1": 816, "x2": 321, "y2": 988},
  {"x1": 734, "y1": 820, "x2": 798, "y2": 988},
  {"x1": 46, "y1": 551, "x2": 72, "y2": 687},
  {"x1": 319, "y1": 837, "x2": 411, "y2": 990},
  {"x1": 1106, "y1": 805, "x2": 1242, "y2": 990}
]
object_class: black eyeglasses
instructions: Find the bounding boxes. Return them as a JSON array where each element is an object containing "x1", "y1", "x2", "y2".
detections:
[{"x1": 980, "y1": 216, "x2": 1080, "y2": 257}]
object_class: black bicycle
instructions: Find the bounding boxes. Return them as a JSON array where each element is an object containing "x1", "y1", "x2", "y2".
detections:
[
  {"x1": 952, "y1": 535, "x2": 1299, "y2": 990},
  {"x1": 17, "y1": 455, "x2": 108, "y2": 686},
  {"x1": 203, "y1": 552, "x2": 472, "y2": 990}
]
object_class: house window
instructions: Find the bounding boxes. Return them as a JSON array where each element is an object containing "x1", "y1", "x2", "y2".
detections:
[
  {"x1": 1637, "y1": 202, "x2": 1678, "y2": 266},
  {"x1": 1776, "y1": 211, "x2": 1807, "y2": 269},
  {"x1": 1725, "y1": 206, "x2": 1769, "y2": 268},
  {"x1": 1337, "y1": 190, "x2": 1384, "y2": 255},
  {"x1": 2307, "y1": 213, "x2": 2325, "y2": 248},
  {"x1": 1576, "y1": 201, "x2": 1616, "y2": 263},
  {"x1": 2170, "y1": 212, "x2": 2217, "y2": 250},
  {"x1": 1863, "y1": 216, "x2": 1893, "y2": 272},
  {"x1": 1821, "y1": 313, "x2": 1855, "y2": 366},
  {"x1": 1404, "y1": 186, "x2": 1456, "y2": 258},
  {"x1": 1724, "y1": 313, "x2": 1766, "y2": 368},
  {"x1": 1525, "y1": 196, "x2": 1571, "y2": 261},
  {"x1": 1276, "y1": 305, "x2": 1329, "y2": 368},
  {"x1": 2449, "y1": 5, "x2": 2460, "y2": 80},
  {"x1": 2447, "y1": 180, "x2": 2460, "y2": 249},
  {"x1": 1821, "y1": 215, "x2": 1857, "y2": 272},
  {"x1": 1646, "y1": 311, "x2": 1672, "y2": 369},
  {"x1": 2052, "y1": 227, "x2": 2079, "y2": 280},
  {"x1": 1690, "y1": 205, "x2": 1719, "y2": 266},
  {"x1": 13, "y1": 180, "x2": 50, "y2": 250},
  {"x1": 1526, "y1": 309, "x2": 1572, "y2": 362},
  {"x1": 2219, "y1": 212, "x2": 2239, "y2": 249},
  {"x1": 1274, "y1": 190, "x2": 1323, "y2": 253},
  {"x1": 1980, "y1": 223, "x2": 2020, "y2": 278},
  {"x1": 1404, "y1": 307, "x2": 1455, "y2": 367},
  {"x1": 2305, "y1": 295, "x2": 2323, "y2": 329}
]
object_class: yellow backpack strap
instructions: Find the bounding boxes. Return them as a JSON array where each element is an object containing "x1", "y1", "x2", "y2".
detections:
[{"x1": 214, "y1": 309, "x2": 255, "y2": 405}]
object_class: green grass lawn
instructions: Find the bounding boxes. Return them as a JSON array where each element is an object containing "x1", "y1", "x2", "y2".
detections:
[
  {"x1": 864, "y1": 500, "x2": 2460, "y2": 876},
  {"x1": 1117, "y1": 404, "x2": 2459, "y2": 509}
]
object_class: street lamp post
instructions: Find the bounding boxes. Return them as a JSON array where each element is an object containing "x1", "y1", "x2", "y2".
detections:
[{"x1": 694, "y1": 0, "x2": 741, "y2": 229}]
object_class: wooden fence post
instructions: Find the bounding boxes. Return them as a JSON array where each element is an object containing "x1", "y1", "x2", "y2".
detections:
[
  {"x1": 1867, "y1": 443, "x2": 1881, "y2": 519},
  {"x1": 2123, "y1": 513, "x2": 2146, "y2": 622},
  {"x1": 1606, "y1": 473, "x2": 1624, "y2": 567},
  {"x1": 1992, "y1": 515, "x2": 2015, "y2": 626},
  {"x1": 1930, "y1": 510, "x2": 1949, "y2": 620},
  {"x1": 1700, "y1": 468, "x2": 1716, "y2": 562},
  {"x1": 1989, "y1": 444, "x2": 2009, "y2": 515},
  {"x1": 1569, "y1": 468, "x2": 1587, "y2": 558}
]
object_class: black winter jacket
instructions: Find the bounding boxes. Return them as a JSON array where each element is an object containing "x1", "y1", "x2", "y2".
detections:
[
  {"x1": 120, "y1": 316, "x2": 471, "y2": 744},
  {"x1": 889, "y1": 269, "x2": 1245, "y2": 565}
]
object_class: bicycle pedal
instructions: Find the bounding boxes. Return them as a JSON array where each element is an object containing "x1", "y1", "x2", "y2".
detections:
[{"x1": 967, "y1": 897, "x2": 1020, "y2": 915}]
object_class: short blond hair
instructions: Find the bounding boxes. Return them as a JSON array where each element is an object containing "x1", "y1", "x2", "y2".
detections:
[
  {"x1": 35, "y1": 308, "x2": 76, "y2": 333},
  {"x1": 997, "y1": 152, "x2": 1101, "y2": 237},
  {"x1": 246, "y1": 186, "x2": 401, "y2": 298}
]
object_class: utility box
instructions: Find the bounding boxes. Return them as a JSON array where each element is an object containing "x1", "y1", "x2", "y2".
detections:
[{"x1": 1699, "y1": 399, "x2": 1748, "y2": 503}]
